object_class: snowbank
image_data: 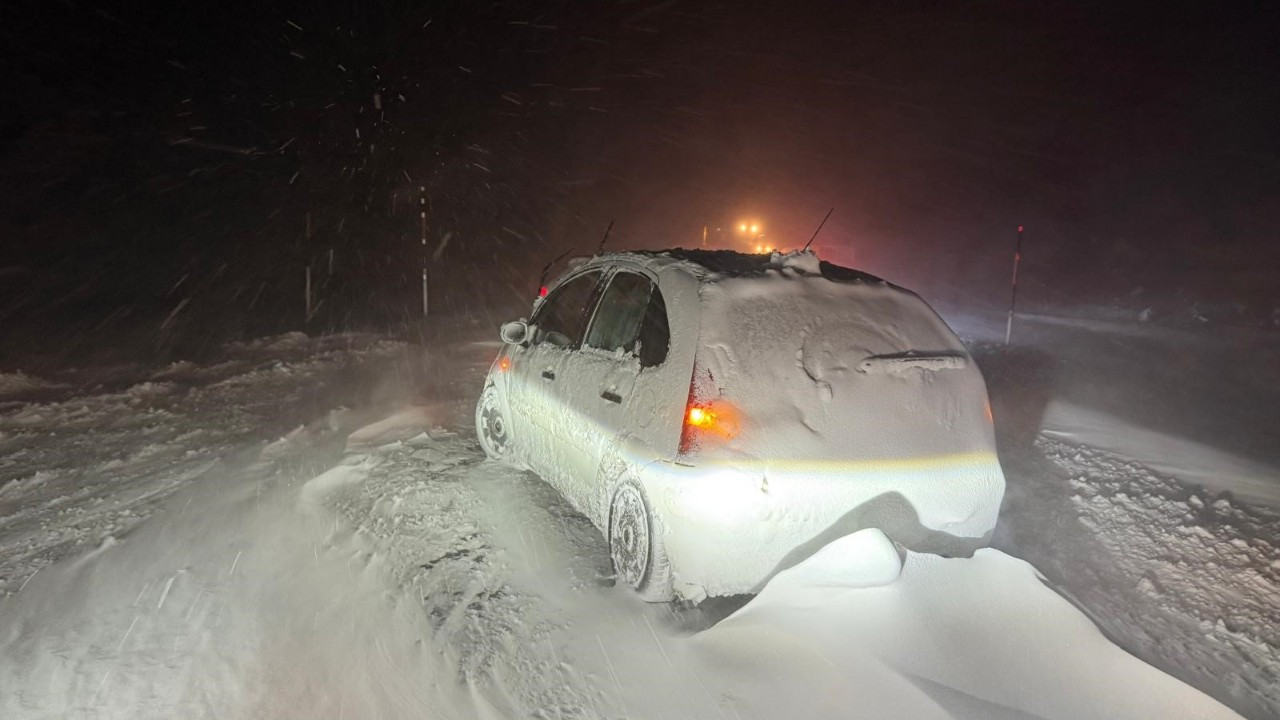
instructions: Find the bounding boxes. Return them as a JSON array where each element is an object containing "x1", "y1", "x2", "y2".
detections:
[
  {"x1": 0, "y1": 370, "x2": 63, "y2": 399},
  {"x1": 696, "y1": 530, "x2": 1240, "y2": 719},
  {"x1": 0, "y1": 332, "x2": 410, "y2": 595},
  {"x1": 1043, "y1": 400, "x2": 1280, "y2": 506},
  {"x1": 1000, "y1": 437, "x2": 1280, "y2": 719}
]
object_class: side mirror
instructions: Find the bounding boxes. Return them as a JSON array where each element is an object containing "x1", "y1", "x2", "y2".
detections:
[{"x1": 500, "y1": 320, "x2": 530, "y2": 345}]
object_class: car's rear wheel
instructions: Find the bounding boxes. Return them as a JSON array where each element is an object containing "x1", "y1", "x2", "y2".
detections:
[
  {"x1": 608, "y1": 481, "x2": 673, "y2": 602},
  {"x1": 475, "y1": 384, "x2": 509, "y2": 460}
]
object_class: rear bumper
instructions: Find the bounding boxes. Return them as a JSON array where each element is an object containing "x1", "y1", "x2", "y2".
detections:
[{"x1": 636, "y1": 453, "x2": 1005, "y2": 599}]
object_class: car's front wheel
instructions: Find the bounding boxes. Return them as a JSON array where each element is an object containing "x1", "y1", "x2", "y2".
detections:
[
  {"x1": 608, "y1": 481, "x2": 673, "y2": 602},
  {"x1": 475, "y1": 383, "x2": 509, "y2": 460}
]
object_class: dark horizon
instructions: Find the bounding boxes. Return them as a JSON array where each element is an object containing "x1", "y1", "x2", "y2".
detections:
[{"x1": 3, "y1": 0, "x2": 1278, "y2": 363}]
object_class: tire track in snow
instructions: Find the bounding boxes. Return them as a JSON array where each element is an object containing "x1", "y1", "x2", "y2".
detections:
[{"x1": 312, "y1": 431, "x2": 618, "y2": 719}]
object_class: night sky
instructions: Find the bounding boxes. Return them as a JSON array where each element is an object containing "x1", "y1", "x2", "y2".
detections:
[{"x1": 2, "y1": 1, "x2": 1278, "y2": 362}]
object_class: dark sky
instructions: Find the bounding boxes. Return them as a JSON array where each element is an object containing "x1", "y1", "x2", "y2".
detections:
[{"x1": 2, "y1": 1, "x2": 1278, "y2": 361}]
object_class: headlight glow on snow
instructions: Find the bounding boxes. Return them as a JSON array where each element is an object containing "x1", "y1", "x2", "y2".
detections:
[
  {"x1": 669, "y1": 469, "x2": 768, "y2": 523},
  {"x1": 726, "y1": 450, "x2": 1001, "y2": 474},
  {"x1": 656, "y1": 450, "x2": 1002, "y2": 528}
]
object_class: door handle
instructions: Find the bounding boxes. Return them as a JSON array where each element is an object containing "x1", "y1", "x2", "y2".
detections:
[
  {"x1": 600, "y1": 390, "x2": 622, "y2": 404},
  {"x1": 541, "y1": 370, "x2": 556, "y2": 380}
]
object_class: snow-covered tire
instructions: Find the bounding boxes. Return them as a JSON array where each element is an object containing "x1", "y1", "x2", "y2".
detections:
[
  {"x1": 475, "y1": 384, "x2": 509, "y2": 460},
  {"x1": 608, "y1": 480, "x2": 673, "y2": 602}
]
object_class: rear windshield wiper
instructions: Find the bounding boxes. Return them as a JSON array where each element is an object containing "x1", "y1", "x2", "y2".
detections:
[{"x1": 857, "y1": 352, "x2": 967, "y2": 375}]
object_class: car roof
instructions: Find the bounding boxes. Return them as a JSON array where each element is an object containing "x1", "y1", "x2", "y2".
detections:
[{"x1": 574, "y1": 248, "x2": 894, "y2": 288}]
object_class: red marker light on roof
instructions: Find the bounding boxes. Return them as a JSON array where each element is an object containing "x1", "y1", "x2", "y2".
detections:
[{"x1": 538, "y1": 286, "x2": 548, "y2": 297}]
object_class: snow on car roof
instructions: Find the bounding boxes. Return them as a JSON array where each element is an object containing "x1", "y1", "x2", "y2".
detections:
[{"x1": 596, "y1": 248, "x2": 895, "y2": 287}]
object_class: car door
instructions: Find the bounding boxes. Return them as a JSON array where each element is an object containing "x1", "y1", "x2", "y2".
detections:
[
  {"x1": 560, "y1": 270, "x2": 672, "y2": 518},
  {"x1": 505, "y1": 268, "x2": 604, "y2": 479}
]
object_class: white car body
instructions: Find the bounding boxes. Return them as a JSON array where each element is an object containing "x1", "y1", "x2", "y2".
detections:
[{"x1": 478, "y1": 249, "x2": 1005, "y2": 601}]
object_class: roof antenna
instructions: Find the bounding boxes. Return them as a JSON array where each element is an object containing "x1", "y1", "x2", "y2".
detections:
[
  {"x1": 537, "y1": 247, "x2": 574, "y2": 294},
  {"x1": 597, "y1": 219, "x2": 615, "y2": 254},
  {"x1": 802, "y1": 208, "x2": 834, "y2": 252}
]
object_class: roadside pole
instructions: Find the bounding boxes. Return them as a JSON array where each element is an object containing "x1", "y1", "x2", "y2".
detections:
[
  {"x1": 420, "y1": 187, "x2": 429, "y2": 317},
  {"x1": 1004, "y1": 224, "x2": 1024, "y2": 346},
  {"x1": 304, "y1": 213, "x2": 313, "y2": 323}
]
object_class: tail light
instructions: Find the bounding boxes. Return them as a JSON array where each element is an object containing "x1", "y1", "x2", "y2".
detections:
[
  {"x1": 679, "y1": 365, "x2": 737, "y2": 455},
  {"x1": 686, "y1": 406, "x2": 717, "y2": 429}
]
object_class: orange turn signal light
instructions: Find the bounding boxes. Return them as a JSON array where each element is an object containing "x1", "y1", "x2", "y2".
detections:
[
  {"x1": 686, "y1": 405, "x2": 728, "y2": 432},
  {"x1": 679, "y1": 403, "x2": 738, "y2": 455},
  {"x1": 686, "y1": 406, "x2": 715, "y2": 428}
]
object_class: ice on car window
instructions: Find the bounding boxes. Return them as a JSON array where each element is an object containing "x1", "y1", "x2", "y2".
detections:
[
  {"x1": 585, "y1": 272, "x2": 651, "y2": 355},
  {"x1": 532, "y1": 270, "x2": 602, "y2": 348},
  {"x1": 585, "y1": 272, "x2": 670, "y2": 367}
]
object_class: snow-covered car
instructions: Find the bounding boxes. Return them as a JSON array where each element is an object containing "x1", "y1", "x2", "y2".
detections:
[{"x1": 476, "y1": 249, "x2": 1005, "y2": 602}]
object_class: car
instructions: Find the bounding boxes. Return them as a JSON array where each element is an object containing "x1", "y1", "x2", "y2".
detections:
[{"x1": 476, "y1": 248, "x2": 1006, "y2": 602}]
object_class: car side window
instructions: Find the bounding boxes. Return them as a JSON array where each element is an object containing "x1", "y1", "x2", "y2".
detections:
[
  {"x1": 585, "y1": 272, "x2": 651, "y2": 355},
  {"x1": 531, "y1": 270, "x2": 602, "y2": 348},
  {"x1": 637, "y1": 286, "x2": 669, "y2": 368},
  {"x1": 585, "y1": 272, "x2": 670, "y2": 368}
]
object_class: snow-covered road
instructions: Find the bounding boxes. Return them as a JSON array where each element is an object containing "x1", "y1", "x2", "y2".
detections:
[
  {"x1": 0, "y1": 327, "x2": 1273, "y2": 719},
  {"x1": 0, "y1": 333, "x2": 413, "y2": 596},
  {"x1": 0, "y1": 406, "x2": 1241, "y2": 719}
]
